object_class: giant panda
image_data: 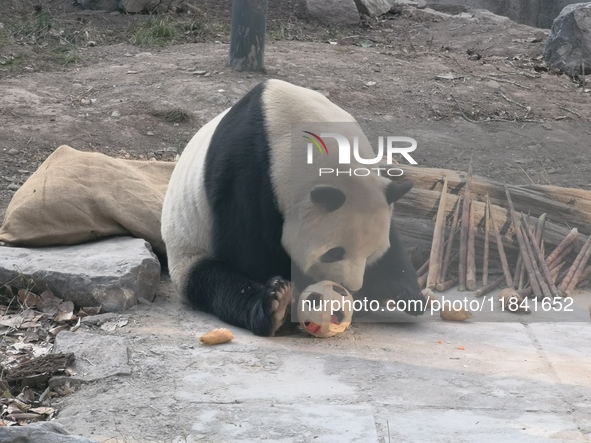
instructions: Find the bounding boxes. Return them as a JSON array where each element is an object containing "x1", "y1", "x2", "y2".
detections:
[{"x1": 161, "y1": 79, "x2": 425, "y2": 337}]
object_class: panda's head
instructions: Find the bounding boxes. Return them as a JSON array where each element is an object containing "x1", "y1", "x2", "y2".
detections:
[{"x1": 282, "y1": 178, "x2": 412, "y2": 292}]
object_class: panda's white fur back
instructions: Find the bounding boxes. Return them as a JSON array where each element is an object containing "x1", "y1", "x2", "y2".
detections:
[{"x1": 161, "y1": 108, "x2": 230, "y2": 287}]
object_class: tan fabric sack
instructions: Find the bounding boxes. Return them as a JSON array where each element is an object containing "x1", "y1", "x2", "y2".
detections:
[{"x1": 0, "y1": 145, "x2": 175, "y2": 254}]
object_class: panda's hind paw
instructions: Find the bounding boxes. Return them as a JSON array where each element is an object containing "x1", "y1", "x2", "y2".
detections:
[{"x1": 265, "y1": 277, "x2": 293, "y2": 336}]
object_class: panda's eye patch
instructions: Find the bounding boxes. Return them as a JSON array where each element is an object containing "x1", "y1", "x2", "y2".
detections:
[{"x1": 320, "y1": 247, "x2": 345, "y2": 263}]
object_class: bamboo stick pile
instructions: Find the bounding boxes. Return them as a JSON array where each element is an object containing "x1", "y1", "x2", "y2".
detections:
[{"x1": 412, "y1": 160, "x2": 591, "y2": 300}]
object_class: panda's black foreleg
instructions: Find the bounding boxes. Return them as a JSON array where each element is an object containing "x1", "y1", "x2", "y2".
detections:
[
  {"x1": 185, "y1": 259, "x2": 292, "y2": 336},
  {"x1": 360, "y1": 225, "x2": 426, "y2": 315}
]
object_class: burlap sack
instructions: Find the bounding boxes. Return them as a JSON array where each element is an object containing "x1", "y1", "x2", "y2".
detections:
[{"x1": 0, "y1": 145, "x2": 175, "y2": 254}]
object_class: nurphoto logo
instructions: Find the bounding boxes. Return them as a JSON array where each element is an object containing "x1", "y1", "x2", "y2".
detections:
[{"x1": 303, "y1": 131, "x2": 418, "y2": 177}]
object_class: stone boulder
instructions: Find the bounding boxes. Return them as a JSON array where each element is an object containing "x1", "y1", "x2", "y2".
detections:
[
  {"x1": 297, "y1": 0, "x2": 360, "y2": 25},
  {"x1": 0, "y1": 237, "x2": 160, "y2": 312},
  {"x1": 544, "y1": 2, "x2": 591, "y2": 77},
  {"x1": 354, "y1": 0, "x2": 393, "y2": 16}
]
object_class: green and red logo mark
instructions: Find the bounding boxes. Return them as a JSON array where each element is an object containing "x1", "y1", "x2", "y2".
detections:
[{"x1": 303, "y1": 131, "x2": 328, "y2": 155}]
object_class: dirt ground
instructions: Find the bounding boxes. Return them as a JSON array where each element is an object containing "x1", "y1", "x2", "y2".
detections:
[
  {"x1": 1, "y1": 1, "x2": 591, "y2": 441},
  {"x1": 2, "y1": 0, "x2": 591, "y2": 223}
]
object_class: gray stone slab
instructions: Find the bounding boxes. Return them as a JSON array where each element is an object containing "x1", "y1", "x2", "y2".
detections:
[
  {"x1": 52, "y1": 331, "x2": 131, "y2": 384},
  {"x1": 0, "y1": 421, "x2": 99, "y2": 443},
  {"x1": 0, "y1": 237, "x2": 160, "y2": 312}
]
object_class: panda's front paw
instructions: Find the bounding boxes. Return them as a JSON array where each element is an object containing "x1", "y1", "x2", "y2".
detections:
[
  {"x1": 395, "y1": 279, "x2": 426, "y2": 316},
  {"x1": 264, "y1": 277, "x2": 292, "y2": 336}
]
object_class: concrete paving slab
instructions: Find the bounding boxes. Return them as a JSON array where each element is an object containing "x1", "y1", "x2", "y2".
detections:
[
  {"x1": 51, "y1": 281, "x2": 591, "y2": 443},
  {"x1": 182, "y1": 404, "x2": 377, "y2": 443},
  {"x1": 52, "y1": 330, "x2": 131, "y2": 384}
]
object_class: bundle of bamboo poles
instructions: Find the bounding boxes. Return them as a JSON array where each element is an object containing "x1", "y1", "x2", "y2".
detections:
[{"x1": 412, "y1": 160, "x2": 591, "y2": 299}]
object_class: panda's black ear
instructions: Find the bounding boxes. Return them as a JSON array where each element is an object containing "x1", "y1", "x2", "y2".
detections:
[
  {"x1": 386, "y1": 181, "x2": 413, "y2": 204},
  {"x1": 310, "y1": 186, "x2": 346, "y2": 212}
]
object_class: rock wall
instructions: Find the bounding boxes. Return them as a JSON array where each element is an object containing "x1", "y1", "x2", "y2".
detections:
[{"x1": 427, "y1": 0, "x2": 584, "y2": 28}]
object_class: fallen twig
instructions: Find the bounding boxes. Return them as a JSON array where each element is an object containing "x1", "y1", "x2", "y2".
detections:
[
  {"x1": 498, "y1": 91, "x2": 531, "y2": 114},
  {"x1": 450, "y1": 94, "x2": 479, "y2": 123},
  {"x1": 483, "y1": 76, "x2": 531, "y2": 90},
  {"x1": 550, "y1": 101, "x2": 583, "y2": 118}
]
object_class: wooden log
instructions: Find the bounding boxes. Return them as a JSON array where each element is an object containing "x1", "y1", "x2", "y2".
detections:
[
  {"x1": 520, "y1": 224, "x2": 552, "y2": 299},
  {"x1": 440, "y1": 198, "x2": 461, "y2": 283},
  {"x1": 558, "y1": 234, "x2": 591, "y2": 293},
  {"x1": 417, "y1": 232, "x2": 458, "y2": 278},
  {"x1": 435, "y1": 279, "x2": 458, "y2": 292},
  {"x1": 504, "y1": 186, "x2": 544, "y2": 299},
  {"x1": 518, "y1": 244, "x2": 572, "y2": 299},
  {"x1": 416, "y1": 258, "x2": 429, "y2": 277},
  {"x1": 556, "y1": 267, "x2": 569, "y2": 286},
  {"x1": 487, "y1": 196, "x2": 513, "y2": 288},
  {"x1": 520, "y1": 259, "x2": 567, "y2": 298},
  {"x1": 391, "y1": 166, "x2": 591, "y2": 269},
  {"x1": 394, "y1": 190, "x2": 586, "y2": 259},
  {"x1": 474, "y1": 274, "x2": 504, "y2": 297},
  {"x1": 515, "y1": 241, "x2": 572, "y2": 297},
  {"x1": 435, "y1": 199, "x2": 448, "y2": 282},
  {"x1": 549, "y1": 244, "x2": 575, "y2": 271},
  {"x1": 546, "y1": 228, "x2": 579, "y2": 266},
  {"x1": 397, "y1": 165, "x2": 591, "y2": 234},
  {"x1": 458, "y1": 159, "x2": 473, "y2": 291},
  {"x1": 566, "y1": 237, "x2": 591, "y2": 292},
  {"x1": 521, "y1": 213, "x2": 559, "y2": 297},
  {"x1": 482, "y1": 194, "x2": 490, "y2": 286},
  {"x1": 535, "y1": 213, "x2": 546, "y2": 255},
  {"x1": 466, "y1": 199, "x2": 477, "y2": 290},
  {"x1": 550, "y1": 262, "x2": 565, "y2": 283},
  {"x1": 426, "y1": 176, "x2": 448, "y2": 289},
  {"x1": 513, "y1": 254, "x2": 524, "y2": 290}
]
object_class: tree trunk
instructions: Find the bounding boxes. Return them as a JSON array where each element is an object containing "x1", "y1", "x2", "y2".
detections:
[{"x1": 230, "y1": 0, "x2": 268, "y2": 71}]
